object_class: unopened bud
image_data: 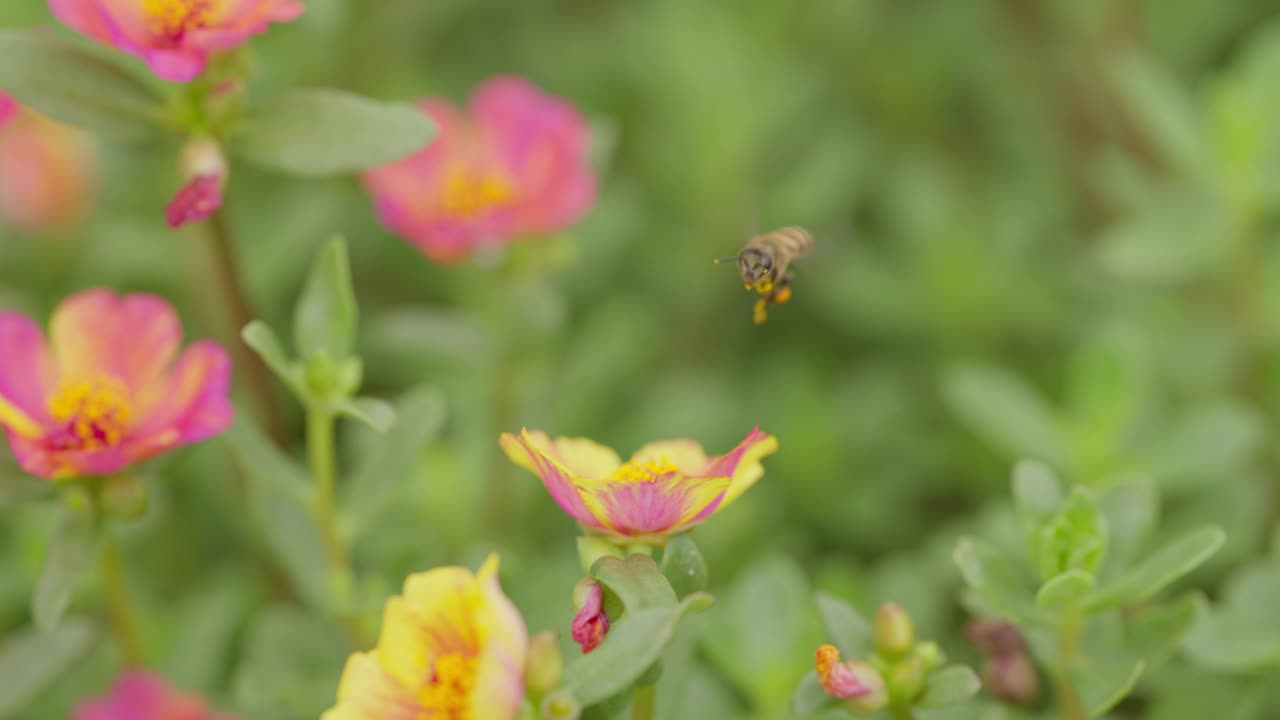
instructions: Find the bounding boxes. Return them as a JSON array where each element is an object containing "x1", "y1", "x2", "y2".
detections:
[
  {"x1": 179, "y1": 137, "x2": 228, "y2": 182},
  {"x1": 912, "y1": 641, "x2": 943, "y2": 672},
  {"x1": 571, "y1": 580, "x2": 609, "y2": 653},
  {"x1": 539, "y1": 689, "x2": 581, "y2": 720},
  {"x1": 525, "y1": 631, "x2": 563, "y2": 694},
  {"x1": 984, "y1": 653, "x2": 1039, "y2": 706},
  {"x1": 887, "y1": 657, "x2": 926, "y2": 704},
  {"x1": 966, "y1": 619, "x2": 1026, "y2": 657},
  {"x1": 873, "y1": 603, "x2": 915, "y2": 659},
  {"x1": 815, "y1": 645, "x2": 889, "y2": 716},
  {"x1": 576, "y1": 535, "x2": 624, "y2": 574}
]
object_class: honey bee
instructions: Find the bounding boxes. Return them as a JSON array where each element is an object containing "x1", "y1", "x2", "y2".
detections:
[{"x1": 715, "y1": 226, "x2": 814, "y2": 324}]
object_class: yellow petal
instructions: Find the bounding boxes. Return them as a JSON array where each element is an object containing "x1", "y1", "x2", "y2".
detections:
[
  {"x1": 324, "y1": 652, "x2": 418, "y2": 720},
  {"x1": 629, "y1": 439, "x2": 707, "y2": 473}
]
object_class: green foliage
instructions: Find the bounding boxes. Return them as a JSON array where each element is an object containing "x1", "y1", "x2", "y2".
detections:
[{"x1": 32, "y1": 493, "x2": 98, "y2": 631}]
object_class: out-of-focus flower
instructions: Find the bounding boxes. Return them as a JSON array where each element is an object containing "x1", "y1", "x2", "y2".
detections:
[
  {"x1": 0, "y1": 92, "x2": 17, "y2": 127},
  {"x1": 524, "y1": 631, "x2": 563, "y2": 695},
  {"x1": 50, "y1": 0, "x2": 304, "y2": 83},
  {"x1": 815, "y1": 645, "x2": 888, "y2": 715},
  {"x1": 364, "y1": 76, "x2": 596, "y2": 263},
  {"x1": 166, "y1": 174, "x2": 223, "y2": 228},
  {"x1": 74, "y1": 670, "x2": 237, "y2": 720},
  {"x1": 0, "y1": 289, "x2": 232, "y2": 480},
  {"x1": 0, "y1": 104, "x2": 96, "y2": 235},
  {"x1": 323, "y1": 555, "x2": 528, "y2": 720},
  {"x1": 571, "y1": 579, "x2": 609, "y2": 653},
  {"x1": 500, "y1": 427, "x2": 777, "y2": 543},
  {"x1": 966, "y1": 619, "x2": 1038, "y2": 705}
]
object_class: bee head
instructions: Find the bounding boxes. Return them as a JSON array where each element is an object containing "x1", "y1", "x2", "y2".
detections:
[{"x1": 738, "y1": 248, "x2": 775, "y2": 288}]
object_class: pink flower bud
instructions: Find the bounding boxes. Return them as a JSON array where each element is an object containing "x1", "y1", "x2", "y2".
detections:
[
  {"x1": 815, "y1": 645, "x2": 889, "y2": 716},
  {"x1": 166, "y1": 174, "x2": 224, "y2": 228},
  {"x1": 571, "y1": 580, "x2": 609, "y2": 654}
]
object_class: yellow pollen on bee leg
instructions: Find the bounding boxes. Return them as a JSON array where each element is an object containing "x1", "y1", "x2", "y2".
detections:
[
  {"x1": 610, "y1": 456, "x2": 679, "y2": 483},
  {"x1": 47, "y1": 376, "x2": 132, "y2": 449},
  {"x1": 419, "y1": 653, "x2": 478, "y2": 718},
  {"x1": 774, "y1": 287, "x2": 792, "y2": 304}
]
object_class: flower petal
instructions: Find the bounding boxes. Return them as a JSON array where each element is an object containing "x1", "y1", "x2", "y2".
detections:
[
  {"x1": 629, "y1": 440, "x2": 707, "y2": 474},
  {"x1": 700, "y1": 427, "x2": 778, "y2": 507},
  {"x1": 50, "y1": 290, "x2": 181, "y2": 393},
  {"x1": 7, "y1": 433, "x2": 130, "y2": 480},
  {"x1": 128, "y1": 341, "x2": 233, "y2": 456},
  {"x1": 322, "y1": 652, "x2": 419, "y2": 720},
  {"x1": 469, "y1": 555, "x2": 527, "y2": 720},
  {"x1": 377, "y1": 566, "x2": 475, "y2": 688},
  {"x1": 49, "y1": 0, "x2": 116, "y2": 45},
  {"x1": 0, "y1": 312, "x2": 54, "y2": 436},
  {"x1": 577, "y1": 473, "x2": 732, "y2": 536},
  {"x1": 499, "y1": 430, "x2": 603, "y2": 527}
]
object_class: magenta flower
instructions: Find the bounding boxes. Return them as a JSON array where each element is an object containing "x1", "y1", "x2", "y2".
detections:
[
  {"x1": 0, "y1": 105, "x2": 96, "y2": 235},
  {"x1": 500, "y1": 427, "x2": 777, "y2": 543},
  {"x1": 0, "y1": 289, "x2": 232, "y2": 480},
  {"x1": 0, "y1": 92, "x2": 16, "y2": 127},
  {"x1": 74, "y1": 670, "x2": 237, "y2": 720},
  {"x1": 50, "y1": 0, "x2": 304, "y2": 83},
  {"x1": 363, "y1": 76, "x2": 596, "y2": 263},
  {"x1": 166, "y1": 174, "x2": 224, "y2": 228}
]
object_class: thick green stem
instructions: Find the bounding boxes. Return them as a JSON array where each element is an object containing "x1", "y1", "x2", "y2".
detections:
[
  {"x1": 631, "y1": 684, "x2": 656, "y2": 720},
  {"x1": 205, "y1": 208, "x2": 289, "y2": 445},
  {"x1": 99, "y1": 533, "x2": 144, "y2": 666},
  {"x1": 1052, "y1": 617, "x2": 1088, "y2": 720},
  {"x1": 889, "y1": 705, "x2": 916, "y2": 720},
  {"x1": 307, "y1": 407, "x2": 346, "y2": 573}
]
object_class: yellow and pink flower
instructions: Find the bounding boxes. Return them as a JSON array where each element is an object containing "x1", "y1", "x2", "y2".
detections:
[
  {"x1": 363, "y1": 76, "x2": 596, "y2": 263},
  {"x1": 50, "y1": 0, "x2": 304, "y2": 83},
  {"x1": 0, "y1": 289, "x2": 232, "y2": 480},
  {"x1": 0, "y1": 101, "x2": 96, "y2": 235},
  {"x1": 500, "y1": 427, "x2": 778, "y2": 542},
  {"x1": 74, "y1": 670, "x2": 237, "y2": 720},
  {"x1": 323, "y1": 555, "x2": 527, "y2": 720}
]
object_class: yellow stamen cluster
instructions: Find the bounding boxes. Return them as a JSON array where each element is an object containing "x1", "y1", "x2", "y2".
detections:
[
  {"x1": 142, "y1": 0, "x2": 220, "y2": 37},
  {"x1": 610, "y1": 456, "x2": 679, "y2": 483},
  {"x1": 47, "y1": 376, "x2": 132, "y2": 448},
  {"x1": 441, "y1": 169, "x2": 514, "y2": 217},
  {"x1": 419, "y1": 653, "x2": 478, "y2": 718}
]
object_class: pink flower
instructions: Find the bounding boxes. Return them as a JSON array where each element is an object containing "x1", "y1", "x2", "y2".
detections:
[
  {"x1": 166, "y1": 174, "x2": 224, "y2": 228},
  {"x1": 571, "y1": 580, "x2": 609, "y2": 653},
  {"x1": 0, "y1": 92, "x2": 17, "y2": 127},
  {"x1": 74, "y1": 670, "x2": 237, "y2": 720},
  {"x1": 0, "y1": 289, "x2": 233, "y2": 480},
  {"x1": 50, "y1": 0, "x2": 305, "y2": 83},
  {"x1": 363, "y1": 76, "x2": 596, "y2": 263},
  {"x1": 500, "y1": 427, "x2": 777, "y2": 543},
  {"x1": 0, "y1": 105, "x2": 96, "y2": 235}
]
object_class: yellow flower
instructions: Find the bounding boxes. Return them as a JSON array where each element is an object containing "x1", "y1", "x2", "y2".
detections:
[{"x1": 323, "y1": 555, "x2": 527, "y2": 720}]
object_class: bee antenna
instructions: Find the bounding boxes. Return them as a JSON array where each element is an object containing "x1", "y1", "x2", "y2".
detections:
[{"x1": 713, "y1": 255, "x2": 740, "y2": 264}]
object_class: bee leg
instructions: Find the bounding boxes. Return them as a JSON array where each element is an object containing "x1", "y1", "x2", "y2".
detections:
[
  {"x1": 753, "y1": 297, "x2": 770, "y2": 325},
  {"x1": 772, "y1": 273, "x2": 794, "y2": 304}
]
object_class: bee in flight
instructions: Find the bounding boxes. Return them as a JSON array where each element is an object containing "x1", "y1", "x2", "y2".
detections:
[{"x1": 715, "y1": 226, "x2": 814, "y2": 324}]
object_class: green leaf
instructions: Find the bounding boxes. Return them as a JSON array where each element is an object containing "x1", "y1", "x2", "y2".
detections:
[
  {"x1": 953, "y1": 539, "x2": 1039, "y2": 624},
  {"x1": 1126, "y1": 592, "x2": 1203, "y2": 667},
  {"x1": 1064, "y1": 330, "x2": 1148, "y2": 471},
  {"x1": 814, "y1": 592, "x2": 872, "y2": 657},
  {"x1": 1097, "y1": 479, "x2": 1158, "y2": 574},
  {"x1": 791, "y1": 669, "x2": 835, "y2": 715},
  {"x1": 659, "y1": 534, "x2": 708, "y2": 599},
  {"x1": 337, "y1": 397, "x2": 395, "y2": 432},
  {"x1": 241, "y1": 321, "x2": 303, "y2": 394},
  {"x1": 33, "y1": 497, "x2": 99, "y2": 631},
  {"x1": 591, "y1": 554, "x2": 678, "y2": 612},
  {"x1": 1036, "y1": 487, "x2": 1107, "y2": 581},
  {"x1": 565, "y1": 593, "x2": 713, "y2": 706},
  {"x1": 917, "y1": 665, "x2": 981, "y2": 708},
  {"x1": 1107, "y1": 51, "x2": 1206, "y2": 178},
  {"x1": 1183, "y1": 539, "x2": 1280, "y2": 672},
  {"x1": 1075, "y1": 658, "x2": 1144, "y2": 718},
  {"x1": 1036, "y1": 570, "x2": 1095, "y2": 610},
  {"x1": 232, "y1": 607, "x2": 348, "y2": 720},
  {"x1": 1012, "y1": 460, "x2": 1062, "y2": 521},
  {"x1": 235, "y1": 88, "x2": 436, "y2": 176},
  {"x1": 941, "y1": 364, "x2": 1065, "y2": 467},
  {"x1": 0, "y1": 30, "x2": 161, "y2": 140},
  {"x1": 345, "y1": 386, "x2": 446, "y2": 533},
  {"x1": 0, "y1": 618, "x2": 97, "y2": 717},
  {"x1": 1087, "y1": 526, "x2": 1225, "y2": 611},
  {"x1": 294, "y1": 236, "x2": 357, "y2": 361}
]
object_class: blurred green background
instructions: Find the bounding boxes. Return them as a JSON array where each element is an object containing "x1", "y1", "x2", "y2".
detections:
[{"x1": 2, "y1": 0, "x2": 1280, "y2": 718}]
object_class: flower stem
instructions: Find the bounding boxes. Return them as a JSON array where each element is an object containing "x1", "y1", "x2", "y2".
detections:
[
  {"x1": 99, "y1": 532, "x2": 144, "y2": 666},
  {"x1": 205, "y1": 207, "x2": 289, "y2": 445},
  {"x1": 889, "y1": 705, "x2": 917, "y2": 720},
  {"x1": 631, "y1": 684, "x2": 656, "y2": 720},
  {"x1": 306, "y1": 407, "x2": 346, "y2": 574},
  {"x1": 1051, "y1": 617, "x2": 1088, "y2": 720}
]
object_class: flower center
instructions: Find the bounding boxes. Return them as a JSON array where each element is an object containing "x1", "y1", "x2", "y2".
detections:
[
  {"x1": 142, "y1": 0, "x2": 221, "y2": 38},
  {"x1": 609, "y1": 457, "x2": 678, "y2": 483},
  {"x1": 419, "y1": 653, "x2": 477, "y2": 718},
  {"x1": 45, "y1": 376, "x2": 132, "y2": 451},
  {"x1": 440, "y1": 167, "x2": 515, "y2": 218}
]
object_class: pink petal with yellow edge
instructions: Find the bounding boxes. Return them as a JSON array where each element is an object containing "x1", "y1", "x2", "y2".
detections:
[
  {"x1": 50, "y1": 290, "x2": 181, "y2": 392},
  {"x1": 129, "y1": 341, "x2": 232, "y2": 454},
  {"x1": 499, "y1": 431, "x2": 602, "y2": 527},
  {"x1": 579, "y1": 473, "x2": 732, "y2": 536},
  {"x1": 700, "y1": 427, "x2": 778, "y2": 507},
  {"x1": 0, "y1": 312, "x2": 55, "y2": 435},
  {"x1": 321, "y1": 652, "x2": 419, "y2": 720},
  {"x1": 629, "y1": 440, "x2": 708, "y2": 474},
  {"x1": 49, "y1": 0, "x2": 116, "y2": 45}
]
